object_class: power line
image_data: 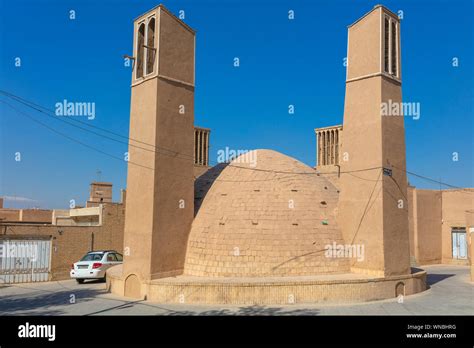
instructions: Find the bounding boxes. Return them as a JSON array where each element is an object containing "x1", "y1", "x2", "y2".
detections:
[
  {"x1": 0, "y1": 90, "x2": 392, "y2": 176},
  {"x1": 2, "y1": 90, "x2": 472, "y2": 191},
  {"x1": 1, "y1": 100, "x2": 341, "y2": 184},
  {"x1": 392, "y1": 165, "x2": 473, "y2": 194},
  {"x1": 0, "y1": 90, "x2": 194, "y2": 162},
  {"x1": 346, "y1": 172, "x2": 381, "y2": 182},
  {"x1": 1, "y1": 100, "x2": 154, "y2": 171},
  {"x1": 0, "y1": 89, "x2": 193, "y2": 157},
  {"x1": 388, "y1": 175, "x2": 408, "y2": 203},
  {"x1": 1, "y1": 90, "x2": 385, "y2": 177},
  {"x1": 270, "y1": 169, "x2": 383, "y2": 272},
  {"x1": 349, "y1": 169, "x2": 382, "y2": 246}
]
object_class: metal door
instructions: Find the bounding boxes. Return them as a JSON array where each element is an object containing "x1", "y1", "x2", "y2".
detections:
[
  {"x1": 0, "y1": 239, "x2": 51, "y2": 284},
  {"x1": 451, "y1": 228, "x2": 467, "y2": 260}
]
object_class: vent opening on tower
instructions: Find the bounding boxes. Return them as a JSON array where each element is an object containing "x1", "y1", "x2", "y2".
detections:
[
  {"x1": 384, "y1": 17, "x2": 389, "y2": 73},
  {"x1": 146, "y1": 17, "x2": 156, "y2": 75},
  {"x1": 136, "y1": 23, "x2": 145, "y2": 79},
  {"x1": 391, "y1": 21, "x2": 397, "y2": 76},
  {"x1": 383, "y1": 14, "x2": 399, "y2": 78}
]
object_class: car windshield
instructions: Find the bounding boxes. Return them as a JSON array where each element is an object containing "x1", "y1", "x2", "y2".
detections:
[{"x1": 80, "y1": 253, "x2": 104, "y2": 261}]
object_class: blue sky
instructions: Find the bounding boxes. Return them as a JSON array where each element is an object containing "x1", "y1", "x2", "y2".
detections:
[{"x1": 0, "y1": 0, "x2": 472, "y2": 208}]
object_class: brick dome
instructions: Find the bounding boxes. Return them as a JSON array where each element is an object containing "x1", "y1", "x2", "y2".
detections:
[{"x1": 184, "y1": 149, "x2": 350, "y2": 277}]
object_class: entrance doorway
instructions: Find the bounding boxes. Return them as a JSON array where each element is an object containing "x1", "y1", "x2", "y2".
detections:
[{"x1": 451, "y1": 227, "x2": 467, "y2": 259}]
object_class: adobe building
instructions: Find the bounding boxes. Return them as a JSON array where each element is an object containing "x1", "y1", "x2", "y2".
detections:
[
  {"x1": 3, "y1": 4, "x2": 469, "y2": 299},
  {"x1": 0, "y1": 208, "x2": 53, "y2": 224},
  {"x1": 316, "y1": 129, "x2": 473, "y2": 267},
  {"x1": 406, "y1": 188, "x2": 473, "y2": 266},
  {"x1": 0, "y1": 182, "x2": 125, "y2": 282},
  {"x1": 87, "y1": 182, "x2": 113, "y2": 205},
  {"x1": 107, "y1": 4, "x2": 438, "y2": 305}
]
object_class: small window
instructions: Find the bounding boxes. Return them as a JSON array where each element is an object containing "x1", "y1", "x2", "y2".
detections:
[
  {"x1": 146, "y1": 17, "x2": 156, "y2": 75},
  {"x1": 115, "y1": 253, "x2": 123, "y2": 261},
  {"x1": 107, "y1": 253, "x2": 117, "y2": 262},
  {"x1": 136, "y1": 23, "x2": 145, "y2": 79}
]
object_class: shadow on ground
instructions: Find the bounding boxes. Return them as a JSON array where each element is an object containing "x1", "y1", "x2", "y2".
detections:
[
  {"x1": 0, "y1": 286, "x2": 106, "y2": 315},
  {"x1": 426, "y1": 273, "x2": 455, "y2": 286},
  {"x1": 162, "y1": 305, "x2": 320, "y2": 316}
]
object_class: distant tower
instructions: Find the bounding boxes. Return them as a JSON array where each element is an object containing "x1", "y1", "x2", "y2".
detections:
[
  {"x1": 339, "y1": 5, "x2": 410, "y2": 276},
  {"x1": 88, "y1": 182, "x2": 113, "y2": 204},
  {"x1": 122, "y1": 5, "x2": 196, "y2": 297}
]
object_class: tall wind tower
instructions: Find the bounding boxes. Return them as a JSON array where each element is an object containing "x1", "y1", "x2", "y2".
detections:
[
  {"x1": 339, "y1": 5, "x2": 410, "y2": 276},
  {"x1": 122, "y1": 5, "x2": 196, "y2": 297}
]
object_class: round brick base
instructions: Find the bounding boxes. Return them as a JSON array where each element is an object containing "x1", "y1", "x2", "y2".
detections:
[{"x1": 107, "y1": 265, "x2": 427, "y2": 305}]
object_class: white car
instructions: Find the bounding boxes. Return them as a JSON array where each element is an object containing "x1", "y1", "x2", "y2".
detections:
[{"x1": 70, "y1": 250, "x2": 123, "y2": 284}]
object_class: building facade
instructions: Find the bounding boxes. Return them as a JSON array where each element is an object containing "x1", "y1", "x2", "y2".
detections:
[
  {"x1": 1, "y1": 4, "x2": 472, "y2": 295},
  {"x1": 315, "y1": 125, "x2": 473, "y2": 267},
  {"x1": 0, "y1": 183, "x2": 125, "y2": 282},
  {"x1": 108, "y1": 4, "x2": 433, "y2": 303}
]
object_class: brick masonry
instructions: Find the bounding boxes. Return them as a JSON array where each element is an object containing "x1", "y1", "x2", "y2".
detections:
[
  {"x1": 184, "y1": 149, "x2": 351, "y2": 277},
  {"x1": 107, "y1": 264, "x2": 427, "y2": 305},
  {"x1": 1, "y1": 203, "x2": 124, "y2": 280}
]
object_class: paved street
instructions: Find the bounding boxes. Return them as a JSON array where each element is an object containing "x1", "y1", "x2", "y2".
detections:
[{"x1": 0, "y1": 265, "x2": 472, "y2": 315}]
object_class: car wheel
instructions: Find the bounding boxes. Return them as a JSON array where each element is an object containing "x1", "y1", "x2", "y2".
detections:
[
  {"x1": 101, "y1": 273, "x2": 107, "y2": 282},
  {"x1": 76, "y1": 279, "x2": 84, "y2": 284}
]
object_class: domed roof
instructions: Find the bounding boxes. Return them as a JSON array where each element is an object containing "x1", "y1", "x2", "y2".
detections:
[{"x1": 184, "y1": 149, "x2": 350, "y2": 277}]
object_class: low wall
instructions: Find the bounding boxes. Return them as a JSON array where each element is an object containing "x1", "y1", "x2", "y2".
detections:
[{"x1": 107, "y1": 265, "x2": 427, "y2": 305}]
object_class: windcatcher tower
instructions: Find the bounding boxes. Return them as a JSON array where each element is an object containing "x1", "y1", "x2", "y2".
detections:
[
  {"x1": 122, "y1": 5, "x2": 195, "y2": 297},
  {"x1": 339, "y1": 5, "x2": 410, "y2": 276}
]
